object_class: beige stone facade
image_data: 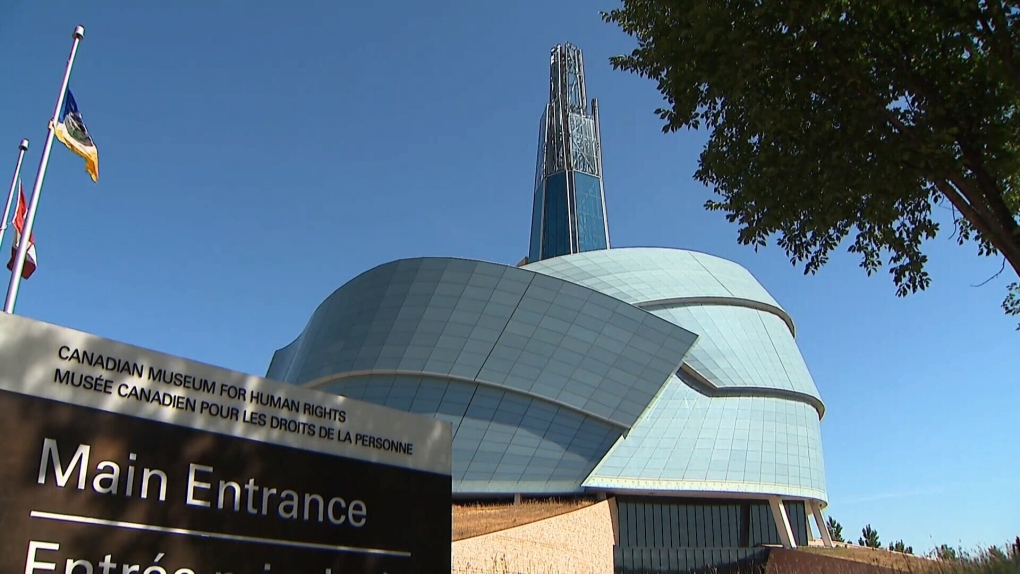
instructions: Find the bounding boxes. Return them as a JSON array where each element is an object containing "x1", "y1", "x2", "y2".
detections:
[{"x1": 451, "y1": 499, "x2": 615, "y2": 574}]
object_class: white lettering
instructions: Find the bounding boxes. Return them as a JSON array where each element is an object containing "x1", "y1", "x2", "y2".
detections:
[
  {"x1": 37, "y1": 439, "x2": 90, "y2": 490},
  {"x1": 186, "y1": 464, "x2": 212, "y2": 507},
  {"x1": 278, "y1": 490, "x2": 298, "y2": 519},
  {"x1": 93, "y1": 462, "x2": 120, "y2": 495},
  {"x1": 260, "y1": 487, "x2": 277, "y2": 516},
  {"x1": 327, "y1": 497, "x2": 347, "y2": 525},
  {"x1": 24, "y1": 541, "x2": 59, "y2": 574},
  {"x1": 140, "y1": 469, "x2": 168, "y2": 501},
  {"x1": 349, "y1": 500, "x2": 367, "y2": 527},
  {"x1": 217, "y1": 480, "x2": 242, "y2": 512}
]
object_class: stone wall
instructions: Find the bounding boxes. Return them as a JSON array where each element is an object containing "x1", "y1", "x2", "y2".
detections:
[{"x1": 451, "y1": 499, "x2": 615, "y2": 574}]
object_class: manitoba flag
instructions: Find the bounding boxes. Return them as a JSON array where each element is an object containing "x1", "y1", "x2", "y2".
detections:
[
  {"x1": 6, "y1": 182, "x2": 37, "y2": 279},
  {"x1": 53, "y1": 89, "x2": 99, "y2": 183}
]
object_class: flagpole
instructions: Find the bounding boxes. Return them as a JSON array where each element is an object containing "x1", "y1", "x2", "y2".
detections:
[
  {"x1": 0, "y1": 139, "x2": 29, "y2": 254},
  {"x1": 4, "y1": 25, "x2": 85, "y2": 315}
]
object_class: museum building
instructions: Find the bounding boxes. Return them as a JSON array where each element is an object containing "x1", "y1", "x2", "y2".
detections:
[{"x1": 268, "y1": 43, "x2": 833, "y2": 572}]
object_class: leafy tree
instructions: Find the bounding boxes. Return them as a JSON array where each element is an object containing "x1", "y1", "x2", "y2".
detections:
[
  {"x1": 934, "y1": 544, "x2": 959, "y2": 561},
  {"x1": 859, "y1": 524, "x2": 881, "y2": 548},
  {"x1": 603, "y1": 0, "x2": 1020, "y2": 323},
  {"x1": 826, "y1": 516, "x2": 844, "y2": 543},
  {"x1": 889, "y1": 539, "x2": 914, "y2": 554},
  {"x1": 985, "y1": 544, "x2": 1007, "y2": 562}
]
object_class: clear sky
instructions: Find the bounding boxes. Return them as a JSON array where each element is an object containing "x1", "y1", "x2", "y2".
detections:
[{"x1": 1, "y1": 1, "x2": 1015, "y2": 554}]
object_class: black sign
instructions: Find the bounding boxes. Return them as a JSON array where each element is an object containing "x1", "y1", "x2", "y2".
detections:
[{"x1": 0, "y1": 314, "x2": 452, "y2": 574}]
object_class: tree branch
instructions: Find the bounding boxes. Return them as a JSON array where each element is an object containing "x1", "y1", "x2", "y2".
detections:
[
  {"x1": 981, "y1": 0, "x2": 1020, "y2": 89},
  {"x1": 956, "y1": 139, "x2": 1020, "y2": 243},
  {"x1": 877, "y1": 106, "x2": 1020, "y2": 273},
  {"x1": 933, "y1": 177, "x2": 1020, "y2": 276},
  {"x1": 949, "y1": 203, "x2": 961, "y2": 241},
  {"x1": 972, "y1": 258, "x2": 1007, "y2": 287}
]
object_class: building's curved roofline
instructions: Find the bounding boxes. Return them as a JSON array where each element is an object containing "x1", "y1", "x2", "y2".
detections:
[
  {"x1": 525, "y1": 245, "x2": 768, "y2": 270},
  {"x1": 523, "y1": 247, "x2": 796, "y2": 338},
  {"x1": 268, "y1": 252, "x2": 818, "y2": 406},
  {"x1": 269, "y1": 256, "x2": 700, "y2": 429},
  {"x1": 525, "y1": 245, "x2": 768, "y2": 279},
  {"x1": 581, "y1": 483, "x2": 829, "y2": 504},
  {"x1": 274, "y1": 248, "x2": 786, "y2": 350},
  {"x1": 273, "y1": 255, "x2": 531, "y2": 352},
  {"x1": 551, "y1": 245, "x2": 750, "y2": 265}
]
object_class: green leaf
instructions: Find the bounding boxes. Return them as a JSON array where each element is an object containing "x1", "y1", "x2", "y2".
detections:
[{"x1": 604, "y1": 0, "x2": 1020, "y2": 320}]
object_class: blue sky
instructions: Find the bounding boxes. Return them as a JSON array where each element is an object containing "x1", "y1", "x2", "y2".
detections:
[{"x1": 1, "y1": 1, "x2": 1016, "y2": 553}]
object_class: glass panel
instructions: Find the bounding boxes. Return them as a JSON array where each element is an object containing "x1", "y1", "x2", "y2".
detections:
[
  {"x1": 541, "y1": 173, "x2": 570, "y2": 259},
  {"x1": 574, "y1": 172, "x2": 607, "y2": 252}
]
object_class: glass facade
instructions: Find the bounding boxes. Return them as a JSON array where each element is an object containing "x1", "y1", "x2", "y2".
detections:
[
  {"x1": 540, "y1": 173, "x2": 570, "y2": 260},
  {"x1": 615, "y1": 497, "x2": 809, "y2": 549},
  {"x1": 574, "y1": 172, "x2": 607, "y2": 252},
  {"x1": 613, "y1": 497, "x2": 809, "y2": 572},
  {"x1": 266, "y1": 255, "x2": 701, "y2": 496},
  {"x1": 525, "y1": 249, "x2": 827, "y2": 502},
  {"x1": 528, "y1": 44, "x2": 610, "y2": 262},
  {"x1": 268, "y1": 248, "x2": 828, "y2": 506},
  {"x1": 315, "y1": 375, "x2": 622, "y2": 494}
]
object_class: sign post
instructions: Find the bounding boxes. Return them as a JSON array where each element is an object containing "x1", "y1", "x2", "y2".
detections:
[{"x1": 0, "y1": 313, "x2": 452, "y2": 574}]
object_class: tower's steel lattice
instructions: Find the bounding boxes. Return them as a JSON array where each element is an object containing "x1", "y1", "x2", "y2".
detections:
[{"x1": 529, "y1": 43, "x2": 610, "y2": 263}]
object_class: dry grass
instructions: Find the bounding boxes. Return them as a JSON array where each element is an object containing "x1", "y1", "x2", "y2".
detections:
[
  {"x1": 452, "y1": 497, "x2": 598, "y2": 541},
  {"x1": 801, "y1": 545, "x2": 938, "y2": 572}
]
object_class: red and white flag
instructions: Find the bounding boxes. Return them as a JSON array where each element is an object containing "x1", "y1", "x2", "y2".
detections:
[{"x1": 6, "y1": 182, "x2": 37, "y2": 279}]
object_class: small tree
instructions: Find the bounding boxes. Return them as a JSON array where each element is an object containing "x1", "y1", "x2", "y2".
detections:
[
  {"x1": 859, "y1": 524, "x2": 881, "y2": 548},
  {"x1": 826, "y1": 516, "x2": 845, "y2": 543},
  {"x1": 889, "y1": 540, "x2": 913, "y2": 554},
  {"x1": 986, "y1": 545, "x2": 1007, "y2": 562},
  {"x1": 934, "y1": 544, "x2": 959, "y2": 561}
]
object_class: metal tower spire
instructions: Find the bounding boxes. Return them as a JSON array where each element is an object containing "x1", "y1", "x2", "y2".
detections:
[{"x1": 528, "y1": 43, "x2": 610, "y2": 263}]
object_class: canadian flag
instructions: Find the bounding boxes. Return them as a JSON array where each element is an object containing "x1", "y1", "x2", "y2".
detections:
[{"x1": 6, "y1": 182, "x2": 37, "y2": 279}]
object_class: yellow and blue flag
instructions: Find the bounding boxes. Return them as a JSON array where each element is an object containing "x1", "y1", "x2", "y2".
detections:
[{"x1": 53, "y1": 89, "x2": 98, "y2": 182}]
